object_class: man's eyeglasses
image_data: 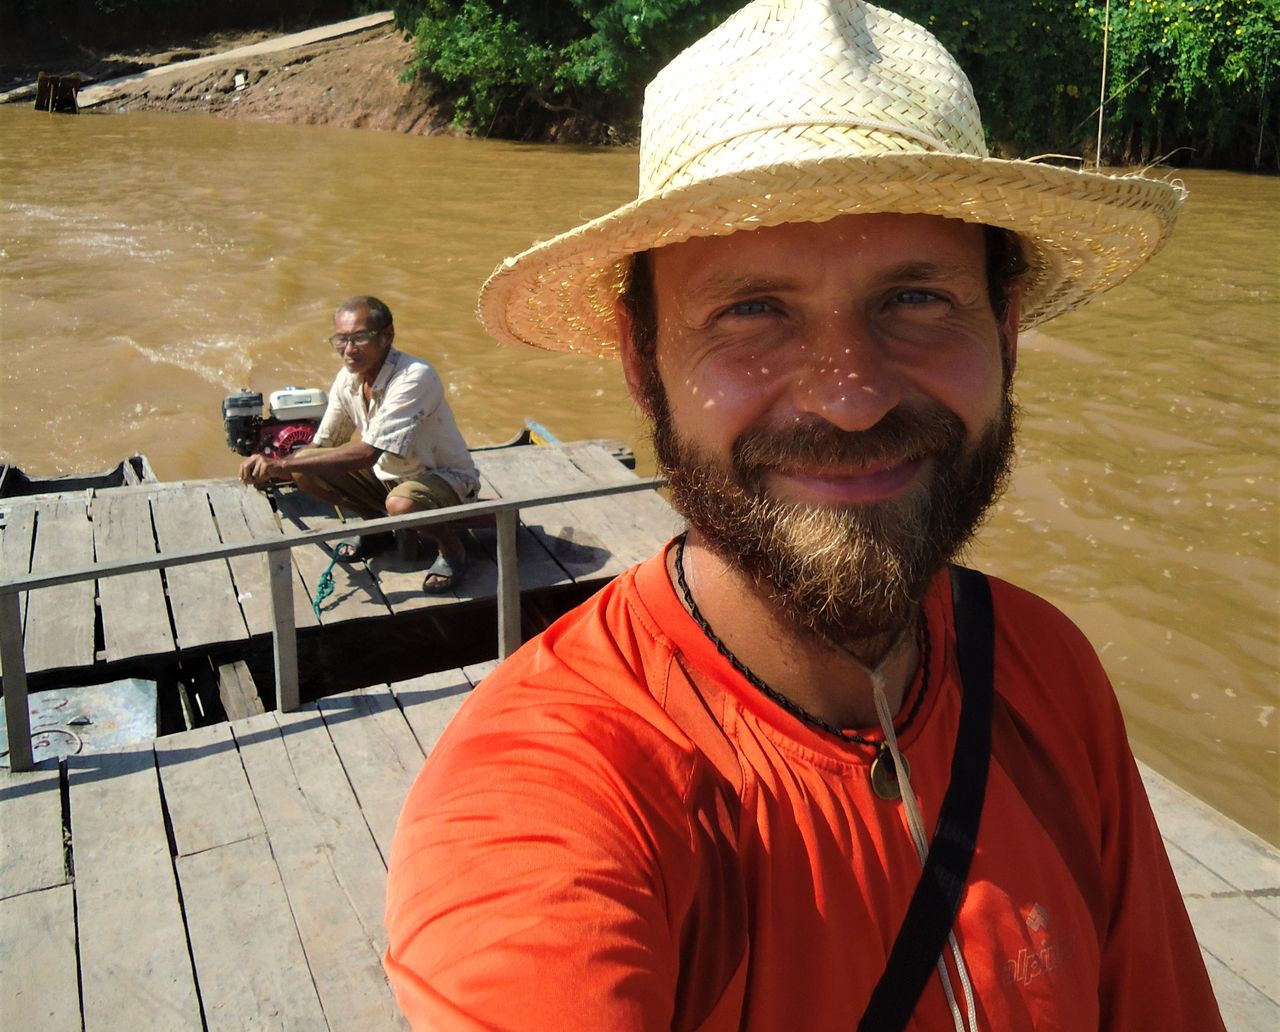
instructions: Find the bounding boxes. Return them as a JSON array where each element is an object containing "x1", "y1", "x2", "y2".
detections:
[{"x1": 327, "y1": 330, "x2": 383, "y2": 351}]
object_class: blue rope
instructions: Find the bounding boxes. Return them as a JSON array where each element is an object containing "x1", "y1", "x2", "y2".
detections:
[{"x1": 312, "y1": 556, "x2": 337, "y2": 619}]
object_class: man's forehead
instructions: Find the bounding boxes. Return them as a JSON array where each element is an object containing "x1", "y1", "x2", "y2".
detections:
[{"x1": 335, "y1": 305, "x2": 374, "y2": 325}]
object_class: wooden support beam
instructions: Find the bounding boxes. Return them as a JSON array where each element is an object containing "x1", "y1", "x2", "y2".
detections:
[
  {"x1": 0, "y1": 592, "x2": 32, "y2": 771},
  {"x1": 495, "y1": 508, "x2": 521, "y2": 659},
  {"x1": 216, "y1": 660, "x2": 264, "y2": 721},
  {"x1": 268, "y1": 549, "x2": 299, "y2": 712}
]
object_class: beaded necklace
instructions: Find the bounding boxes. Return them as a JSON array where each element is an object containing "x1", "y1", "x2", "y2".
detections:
[{"x1": 674, "y1": 535, "x2": 929, "y2": 800}]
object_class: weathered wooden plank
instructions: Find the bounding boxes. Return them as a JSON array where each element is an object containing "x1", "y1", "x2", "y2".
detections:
[
  {"x1": 206, "y1": 483, "x2": 319, "y2": 634},
  {"x1": 473, "y1": 447, "x2": 634, "y2": 582},
  {"x1": 463, "y1": 659, "x2": 500, "y2": 684},
  {"x1": 149, "y1": 490, "x2": 249, "y2": 649},
  {"x1": 563, "y1": 442, "x2": 684, "y2": 556},
  {"x1": 471, "y1": 461, "x2": 577, "y2": 590},
  {"x1": 24, "y1": 496, "x2": 96, "y2": 673},
  {"x1": 67, "y1": 745, "x2": 202, "y2": 1031},
  {"x1": 0, "y1": 766, "x2": 67, "y2": 899},
  {"x1": 155, "y1": 721, "x2": 263, "y2": 857},
  {"x1": 317, "y1": 686, "x2": 426, "y2": 861},
  {"x1": 1162, "y1": 837, "x2": 1279, "y2": 1005},
  {"x1": 81, "y1": 476, "x2": 236, "y2": 497},
  {"x1": 91, "y1": 489, "x2": 175, "y2": 662},
  {"x1": 367, "y1": 531, "x2": 501, "y2": 613},
  {"x1": 0, "y1": 503, "x2": 36, "y2": 659},
  {"x1": 260, "y1": 705, "x2": 392, "y2": 948},
  {"x1": 466, "y1": 483, "x2": 572, "y2": 593},
  {"x1": 217, "y1": 659, "x2": 265, "y2": 720},
  {"x1": 0, "y1": 883, "x2": 80, "y2": 1032},
  {"x1": 274, "y1": 490, "x2": 392, "y2": 625},
  {"x1": 1200, "y1": 946, "x2": 1279, "y2": 1032},
  {"x1": 1142, "y1": 764, "x2": 1280, "y2": 920},
  {"x1": 232, "y1": 485, "x2": 322, "y2": 629},
  {"x1": 559, "y1": 440, "x2": 640, "y2": 485},
  {"x1": 389, "y1": 668, "x2": 474, "y2": 756},
  {"x1": 559, "y1": 491, "x2": 677, "y2": 568},
  {"x1": 234, "y1": 711, "x2": 406, "y2": 1030},
  {"x1": 555, "y1": 443, "x2": 682, "y2": 566},
  {"x1": 177, "y1": 834, "x2": 327, "y2": 1030}
]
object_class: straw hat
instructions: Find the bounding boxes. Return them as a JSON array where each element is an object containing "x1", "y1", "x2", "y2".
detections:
[{"x1": 479, "y1": 0, "x2": 1185, "y2": 358}]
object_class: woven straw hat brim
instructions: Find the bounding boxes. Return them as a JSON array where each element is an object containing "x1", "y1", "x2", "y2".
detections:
[{"x1": 479, "y1": 152, "x2": 1185, "y2": 358}]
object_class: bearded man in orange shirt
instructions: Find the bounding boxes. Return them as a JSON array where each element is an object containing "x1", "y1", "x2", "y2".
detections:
[{"x1": 385, "y1": 1, "x2": 1225, "y2": 1029}]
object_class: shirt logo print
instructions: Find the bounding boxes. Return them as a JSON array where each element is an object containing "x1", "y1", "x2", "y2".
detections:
[{"x1": 1001, "y1": 903, "x2": 1076, "y2": 987}]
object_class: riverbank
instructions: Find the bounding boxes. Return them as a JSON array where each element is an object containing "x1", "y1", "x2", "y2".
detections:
[
  {"x1": 2, "y1": 15, "x2": 617, "y2": 141},
  {"x1": 4, "y1": 18, "x2": 456, "y2": 136}
]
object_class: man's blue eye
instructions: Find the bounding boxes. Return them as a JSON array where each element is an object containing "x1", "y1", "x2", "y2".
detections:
[
  {"x1": 896, "y1": 290, "x2": 938, "y2": 305},
  {"x1": 727, "y1": 300, "x2": 772, "y2": 317}
]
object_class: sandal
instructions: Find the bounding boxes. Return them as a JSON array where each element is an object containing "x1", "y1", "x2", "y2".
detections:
[
  {"x1": 422, "y1": 552, "x2": 467, "y2": 594},
  {"x1": 332, "y1": 532, "x2": 394, "y2": 562}
]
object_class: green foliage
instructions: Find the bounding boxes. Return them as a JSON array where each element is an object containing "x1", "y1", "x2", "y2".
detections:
[
  {"x1": 1077, "y1": 0, "x2": 1279, "y2": 165},
  {"x1": 405, "y1": 1, "x2": 552, "y2": 128},
  {"x1": 894, "y1": 0, "x2": 1102, "y2": 155},
  {"x1": 393, "y1": 0, "x2": 1277, "y2": 166},
  {"x1": 393, "y1": 0, "x2": 740, "y2": 135}
]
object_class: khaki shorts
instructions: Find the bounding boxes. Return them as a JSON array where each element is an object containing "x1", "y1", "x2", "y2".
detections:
[{"x1": 298, "y1": 447, "x2": 463, "y2": 516}]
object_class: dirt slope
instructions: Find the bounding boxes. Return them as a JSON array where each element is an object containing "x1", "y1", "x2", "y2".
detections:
[{"x1": 84, "y1": 24, "x2": 455, "y2": 135}]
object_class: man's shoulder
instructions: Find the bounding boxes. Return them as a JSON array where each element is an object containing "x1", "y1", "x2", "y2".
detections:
[
  {"x1": 976, "y1": 571, "x2": 1115, "y2": 713},
  {"x1": 385, "y1": 348, "x2": 436, "y2": 381},
  {"x1": 984, "y1": 574, "x2": 1095, "y2": 653}
]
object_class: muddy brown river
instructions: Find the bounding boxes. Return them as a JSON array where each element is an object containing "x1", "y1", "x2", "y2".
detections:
[{"x1": 1, "y1": 107, "x2": 1276, "y2": 843}]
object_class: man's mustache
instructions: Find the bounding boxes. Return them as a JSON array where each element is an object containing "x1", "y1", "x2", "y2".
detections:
[{"x1": 731, "y1": 406, "x2": 966, "y2": 479}]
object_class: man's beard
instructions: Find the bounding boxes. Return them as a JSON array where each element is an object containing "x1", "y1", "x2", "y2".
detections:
[{"x1": 649, "y1": 387, "x2": 1018, "y2": 655}]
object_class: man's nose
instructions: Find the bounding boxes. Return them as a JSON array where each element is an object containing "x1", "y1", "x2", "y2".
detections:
[{"x1": 788, "y1": 309, "x2": 899, "y2": 432}]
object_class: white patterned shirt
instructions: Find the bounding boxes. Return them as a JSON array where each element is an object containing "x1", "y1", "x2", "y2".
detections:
[{"x1": 312, "y1": 347, "x2": 479, "y2": 500}]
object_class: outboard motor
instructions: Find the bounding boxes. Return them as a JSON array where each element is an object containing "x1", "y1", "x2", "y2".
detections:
[{"x1": 222, "y1": 387, "x2": 326, "y2": 458}]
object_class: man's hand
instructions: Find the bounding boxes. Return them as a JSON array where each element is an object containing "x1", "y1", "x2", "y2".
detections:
[{"x1": 239, "y1": 453, "x2": 283, "y2": 485}]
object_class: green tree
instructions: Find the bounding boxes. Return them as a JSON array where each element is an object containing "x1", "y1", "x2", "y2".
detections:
[
  {"x1": 393, "y1": 0, "x2": 1278, "y2": 167},
  {"x1": 393, "y1": 0, "x2": 739, "y2": 137},
  {"x1": 893, "y1": 0, "x2": 1102, "y2": 156},
  {"x1": 1080, "y1": 0, "x2": 1279, "y2": 166}
]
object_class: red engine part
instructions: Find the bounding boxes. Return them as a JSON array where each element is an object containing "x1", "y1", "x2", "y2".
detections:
[{"x1": 258, "y1": 421, "x2": 317, "y2": 458}]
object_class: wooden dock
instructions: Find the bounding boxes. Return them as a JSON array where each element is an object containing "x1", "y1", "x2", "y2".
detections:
[
  {"x1": 0, "y1": 440, "x2": 683, "y2": 697},
  {"x1": 1, "y1": 664, "x2": 1275, "y2": 1030},
  {"x1": 0, "y1": 663, "x2": 489, "y2": 1031},
  {"x1": 0, "y1": 439, "x2": 1275, "y2": 1027}
]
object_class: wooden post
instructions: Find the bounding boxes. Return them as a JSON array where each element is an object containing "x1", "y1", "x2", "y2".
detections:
[
  {"x1": 266, "y1": 548, "x2": 299, "y2": 712},
  {"x1": 0, "y1": 591, "x2": 33, "y2": 771},
  {"x1": 495, "y1": 509, "x2": 521, "y2": 659}
]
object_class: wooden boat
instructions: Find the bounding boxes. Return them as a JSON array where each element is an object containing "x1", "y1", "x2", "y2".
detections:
[
  {"x1": 0, "y1": 425, "x2": 678, "y2": 741},
  {"x1": 0, "y1": 455, "x2": 156, "y2": 498}
]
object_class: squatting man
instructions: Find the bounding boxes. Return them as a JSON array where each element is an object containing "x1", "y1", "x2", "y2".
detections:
[
  {"x1": 382, "y1": 1, "x2": 1224, "y2": 1029},
  {"x1": 239, "y1": 296, "x2": 478, "y2": 593}
]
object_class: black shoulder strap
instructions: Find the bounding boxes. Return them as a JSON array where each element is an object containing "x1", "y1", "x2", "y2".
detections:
[{"x1": 857, "y1": 565, "x2": 995, "y2": 1032}]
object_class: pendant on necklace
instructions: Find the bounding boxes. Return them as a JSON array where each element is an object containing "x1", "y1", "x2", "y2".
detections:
[{"x1": 870, "y1": 745, "x2": 910, "y2": 801}]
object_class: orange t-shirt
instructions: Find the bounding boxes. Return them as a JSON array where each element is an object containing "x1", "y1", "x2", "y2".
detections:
[{"x1": 386, "y1": 545, "x2": 1223, "y2": 1030}]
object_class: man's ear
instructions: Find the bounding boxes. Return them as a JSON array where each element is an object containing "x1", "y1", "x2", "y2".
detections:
[
  {"x1": 384, "y1": 323, "x2": 396, "y2": 348},
  {"x1": 1001, "y1": 288, "x2": 1021, "y2": 379},
  {"x1": 615, "y1": 300, "x2": 654, "y2": 418}
]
